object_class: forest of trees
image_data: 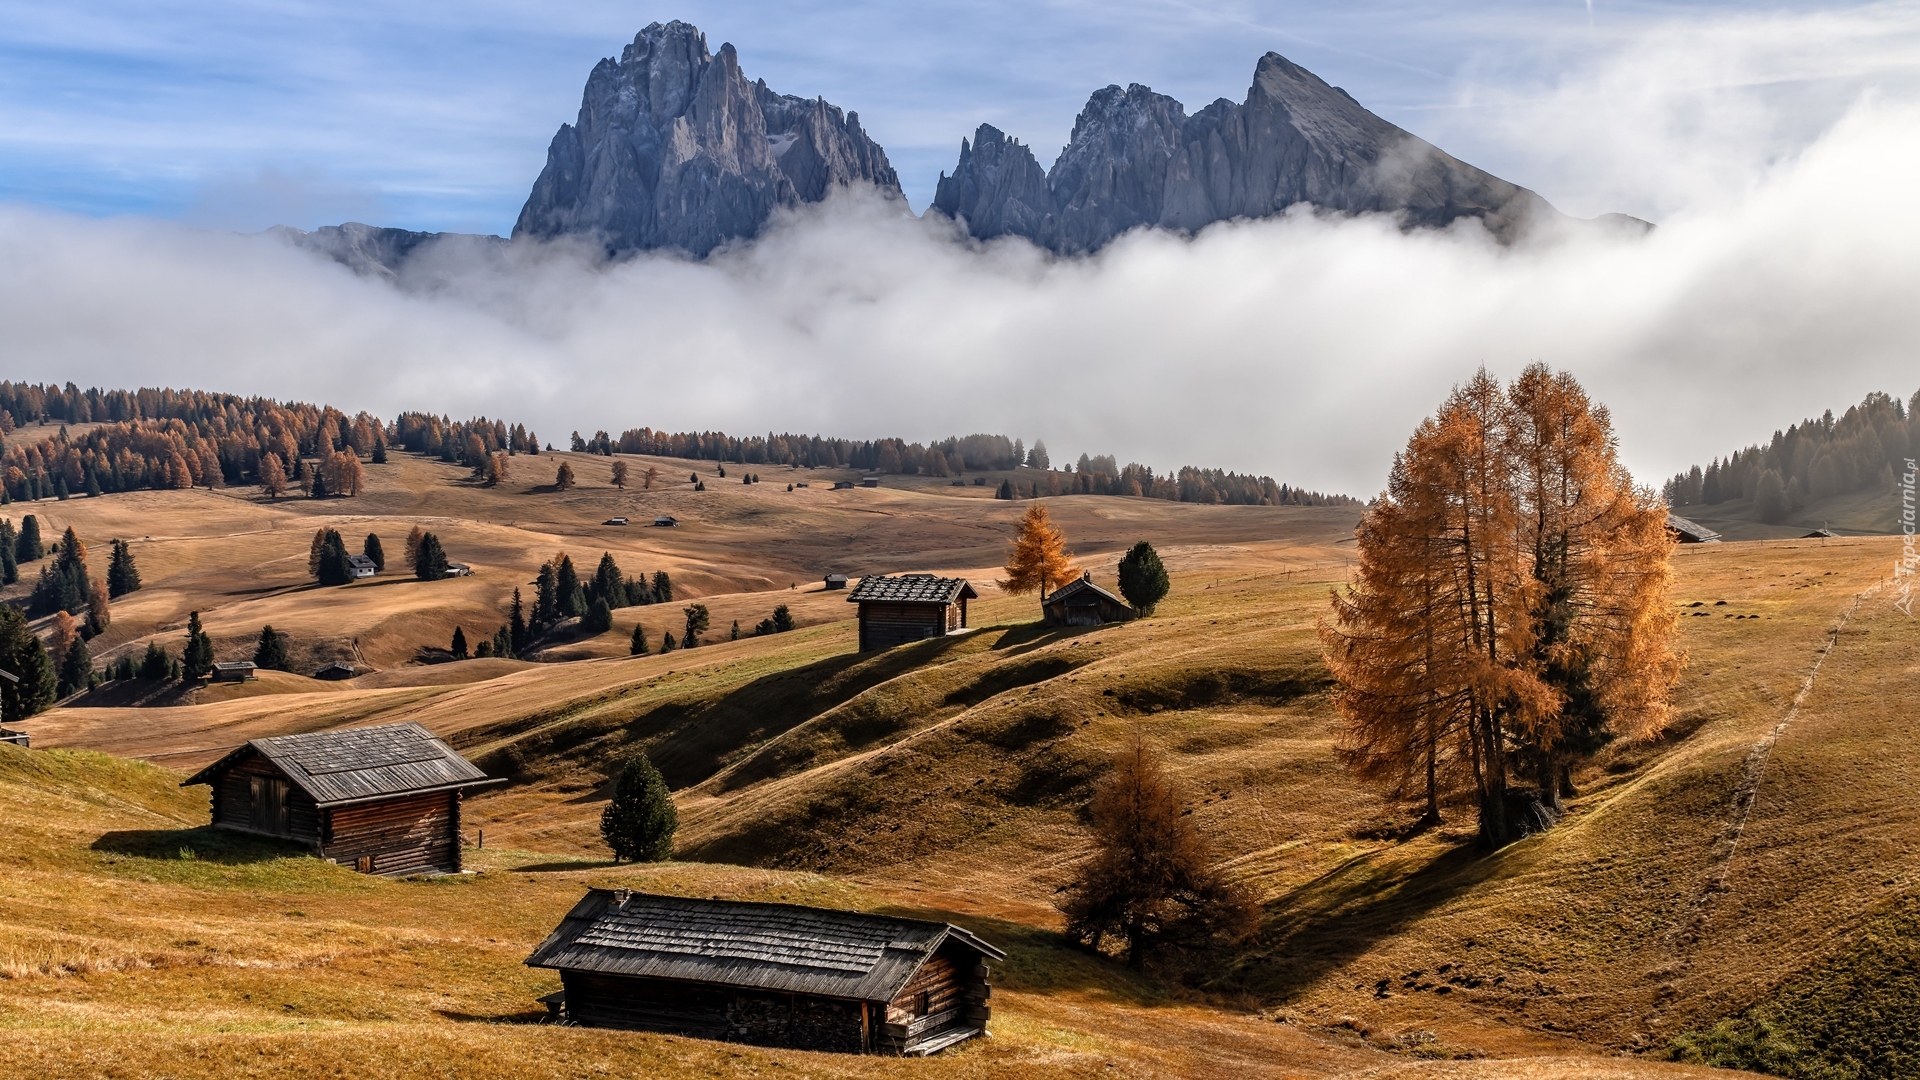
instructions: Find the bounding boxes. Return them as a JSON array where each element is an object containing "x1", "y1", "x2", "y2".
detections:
[
  {"x1": 1323, "y1": 366, "x2": 1681, "y2": 847},
  {"x1": 0, "y1": 381, "x2": 1354, "y2": 510},
  {"x1": 1664, "y1": 390, "x2": 1920, "y2": 523}
]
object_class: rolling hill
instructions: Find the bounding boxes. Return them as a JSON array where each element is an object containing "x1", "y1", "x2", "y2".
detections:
[{"x1": 3, "y1": 436, "x2": 1914, "y2": 1078}]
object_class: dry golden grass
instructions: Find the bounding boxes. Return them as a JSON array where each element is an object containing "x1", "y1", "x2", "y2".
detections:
[{"x1": 15, "y1": 468, "x2": 1906, "y2": 1077}]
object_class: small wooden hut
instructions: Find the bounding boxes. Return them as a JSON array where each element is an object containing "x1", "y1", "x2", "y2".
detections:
[
  {"x1": 180, "y1": 722, "x2": 500, "y2": 875},
  {"x1": 211, "y1": 661, "x2": 258, "y2": 683},
  {"x1": 526, "y1": 889, "x2": 1003, "y2": 1055},
  {"x1": 1041, "y1": 573, "x2": 1133, "y2": 627},
  {"x1": 846, "y1": 574, "x2": 977, "y2": 651},
  {"x1": 1666, "y1": 513, "x2": 1722, "y2": 544}
]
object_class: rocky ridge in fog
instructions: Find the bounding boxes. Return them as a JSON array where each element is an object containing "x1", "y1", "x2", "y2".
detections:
[
  {"x1": 287, "y1": 23, "x2": 1642, "y2": 277},
  {"x1": 933, "y1": 53, "x2": 1571, "y2": 253},
  {"x1": 512, "y1": 20, "x2": 900, "y2": 258}
]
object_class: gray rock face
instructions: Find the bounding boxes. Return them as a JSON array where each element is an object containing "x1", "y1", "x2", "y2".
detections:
[
  {"x1": 934, "y1": 52, "x2": 1560, "y2": 253},
  {"x1": 272, "y1": 223, "x2": 505, "y2": 281},
  {"x1": 513, "y1": 21, "x2": 901, "y2": 257}
]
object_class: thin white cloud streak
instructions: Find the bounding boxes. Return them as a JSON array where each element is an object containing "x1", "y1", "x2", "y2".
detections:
[{"x1": 2, "y1": 11, "x2": 1919, "y2": 498}]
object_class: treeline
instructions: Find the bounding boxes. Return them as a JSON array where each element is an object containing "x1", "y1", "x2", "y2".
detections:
[
  {"x1": 1665, "y1": 390, "x2": 1920, "y2": 523},
  {"x1": 0, "y1": 381, "x2": 1353, "y2": 509},
  {"x1": 577, "y1": 430, "x2": 1356, "y2": 508},
  {"x1": 0, "y1": 382, "x2": 392, "y2": 501}
]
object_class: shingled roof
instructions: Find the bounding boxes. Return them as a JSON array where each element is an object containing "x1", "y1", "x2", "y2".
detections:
[
  {"x1": 526, "y1": 890, "x2": 1004, "y2": 1003},
  {"x1": 181, "y1": 722, "x2": 496, "y2": 807},
  {"x1": 1044, "y1": 574, "x2": 1128, "y2": 609},
  {"x1": 845, "y1": 574, "x2": 978, "y2": 605},
  {"x1": 1666, "y1": 513, "x2": 1723, "y2": 543}
]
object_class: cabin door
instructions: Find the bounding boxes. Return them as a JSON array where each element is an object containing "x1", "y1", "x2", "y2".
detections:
[{"x1": 249, "y1": 776, "x2": 291, "y2": 835}]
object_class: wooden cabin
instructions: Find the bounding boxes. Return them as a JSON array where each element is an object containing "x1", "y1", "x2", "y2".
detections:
[
  {"x1": 0, "y1": 727, "x2": 27, "y2": 748},
  {"x1": 347, "y1": 554, "x2": 378, "y2": 578},
  {"x1": 1041, "y1": 573, "x2": 1133, "y2": 627},
  {"x1": 314, "y1": 661, "x2": 358, "y2": 680},
  {"x1": 846, "y1": 574, "x2": 977, "y2": 651},
  {"x1": 1666, "y1": 513, "x2": 1722, "y2": 544},
  {"x1": 861, "y1": 476, "x2": 880, "y2": 488},
  {"x1": 526, "y1": 889, "x2": 1004, "y2": 1056},
  {"x1": 823, "y1": 573, "x2": 848, "y2": 591},
  {"x1": 180, "y1": 722, "x2": 501, "y2": 875},
  {"x1": 211, "y1": 661, "x2": 258, "y2": 683}
]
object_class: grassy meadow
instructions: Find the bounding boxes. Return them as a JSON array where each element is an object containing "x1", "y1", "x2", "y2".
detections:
[{"x1": 4, "y1": 447, "x2": 1916, "y2": 1077}]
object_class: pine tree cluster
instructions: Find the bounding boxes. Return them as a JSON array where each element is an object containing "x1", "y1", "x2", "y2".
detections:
[{"x1": 1665, "y1": 389, "x2": 1920, "y2": 524}]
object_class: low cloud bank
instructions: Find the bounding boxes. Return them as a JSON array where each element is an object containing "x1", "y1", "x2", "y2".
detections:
[{"x1": 3, "y1": 20, "x2": 1919, "y2": 497}]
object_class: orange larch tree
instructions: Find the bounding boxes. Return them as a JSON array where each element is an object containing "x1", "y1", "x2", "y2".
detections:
[
  {"x1": 1000, "y1": 503, "x2": 1079, "y2": 601},
  {"x1": 1323, "y1": 365, "x2": 1679, "y2": 847}
]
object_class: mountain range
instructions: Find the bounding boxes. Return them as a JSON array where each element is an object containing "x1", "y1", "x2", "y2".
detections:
[{"x1": 283, "y1": 20, "x2": 1640, "y2": 275}]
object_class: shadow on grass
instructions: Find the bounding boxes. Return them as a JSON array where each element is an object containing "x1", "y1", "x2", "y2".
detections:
[
  {"x1": 466, "y1": 630, "x2": 990, "y2": 794},
  {"x1": 92, "y1": 825, "x2": 312, "y2": 864},
  {"x1": 1220, "y1": 838, "x2": 1506, "y2": 1000},
  {"x1": 872, "y1": 906, "x2": 1168, "y2": 1003},
  {"x1": 511, "y1": 859, "x2": 623, "y2": 873},
  {"x1": 436, "y1": 1009, "x2": 549, "y2": 1024}
]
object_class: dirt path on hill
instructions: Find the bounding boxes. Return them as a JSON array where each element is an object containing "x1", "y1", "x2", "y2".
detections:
[{"x1": 1666, "y1": 582, "x2": 1882, "y2": 958}]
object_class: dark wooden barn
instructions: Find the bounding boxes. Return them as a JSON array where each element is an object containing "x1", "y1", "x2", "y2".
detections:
[
  {"x1": 180, "y1": 722, "x2": 500, "y2": 875},
  {"x1": 526, "y1": 890, "x2": 1004, "y2": 1056},
  {"x1": 846, "y1": 574, "x2": 977, "y2": 651},
  {"x1": 1041, "y1": 573, "x2": 1133, "y2": 627}
]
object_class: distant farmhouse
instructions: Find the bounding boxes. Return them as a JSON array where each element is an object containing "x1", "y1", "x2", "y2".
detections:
[
  {"x1": 526, "y1": 889, "x2": 1003, "y2": 1056},
  {"x1": 181, "y1": 722, "x2": 499, "y2": 875},
  {"x1": 847, "y1": 574, "x2": 977, "y2": 651},
  {"x1": 1041, "y1": 573, "x2": 1133, "y2": 627},
  {"x1": 823, "y1": 573, "x2": 848, "y2": 591},
  {"x1": 1666, "y1": 513, "x2": 1722, "y2": 544},
  {"x1": 347, "y1": 554, "x2": 378, "y2": 578},
  {"x1": 314, "y1": 661, "x2": 358, "y2": 680},
  {"x1": 211, "y1": 661, "x2": 258, "y2": 683},
  {"x1": 653, "y1": 515, "x2": 679, "y2": 527}
]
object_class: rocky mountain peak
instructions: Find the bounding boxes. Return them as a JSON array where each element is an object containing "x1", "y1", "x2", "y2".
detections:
[
  {"x1": 935, "y1": 50, "x2": 1566, "y2": 254},
  {"x1": 513, "y1": 20, "x2": 900, "y2": 258}
]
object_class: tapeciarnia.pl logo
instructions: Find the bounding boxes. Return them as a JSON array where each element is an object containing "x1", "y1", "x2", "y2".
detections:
[{"x1": 1898, "y1": 458, "x2": 1917, "y2": 618}]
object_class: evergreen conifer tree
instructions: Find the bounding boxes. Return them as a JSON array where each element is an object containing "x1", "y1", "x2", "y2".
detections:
[
  {"x1": 509, "y1": 588, "x2": 528, "y2": 655},
  {"x1": 252, "y1": 625, "x2": 290, "y2": 671},
  {"x1": 594, "y1": 553, "x2": 626, "y2": 608},
  {"x1": 556, "y1": 555, "x2": 585, "y2": 617},
  {"x1": 181, "y1": 611, "x2": 214, "y2": 680},
  {"x1": 450, "y1": 626, "x2": 468, "y2": 660},
  {"x1": 682, "y1": 604, "x2": 710, "y2": 648},
  {"x1": 491, "y1": 625, "x2": 511, "y2": 658},
  {"x1": 17, "y1": 514, "x2": 42, "y2": 562},
  {"x1": 729, "y1": 620, "x2": 740, "y2": 640},
  {"x1": 1116, "y1": 541, "x2": 1171, "y2": 616},
  {"x1": 599, "y1": 753, "x2": 677, "y2": 862},
  {"x1": 363, "y1": 533, "x2": 385, "y2": 571},
  {"x1": 630, "y1": 624, "x2": 649, "y2": 655},
  {"x1": 533, "y1": 562, "x2": 558, "y2": 625},
  {"x1": 57, "y1": 636, "x2": 90, "y2": 698},
  {"x1": 316, "y1": 529, "x2": 354, "y2": 586},
  {"x1": 0, "y1": 520, "x2": 16, "y2": 585},
  {"x1": 583, "y1": 598, "x2": 613, "y2": 635},
  {"x1": 139, "y1": 641, "x2": 170, "y2": 680},
  {"x1": 107, "y1": 539, "x2": 141, "y2": 597},
  {"x1": 0, "y1": 608, "x2": 55, "y2": 721},
  {"x1": 660, "y1": 630, "x2": 677, "y2": 652},
  {"x1": 651, "y1": 571, "x2": 673, "y2": 603},
  {"x1": 413, "y1": 533, "x2": 449, "y2": 580},
  {"x1": 772, "y1": 605, "x2": 795, "y2": 633}
]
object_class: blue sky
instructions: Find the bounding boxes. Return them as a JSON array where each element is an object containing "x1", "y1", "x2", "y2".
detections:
[{"x1": 0, "y1": 0, "x2": 1857, "y2": 235}]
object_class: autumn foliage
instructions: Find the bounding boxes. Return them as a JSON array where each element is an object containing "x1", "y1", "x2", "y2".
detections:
[
  {"x1": 1058, "y1": 732, "x2": 1258, "y2": 968},
  {"x1": 1322, "y1": 365, "x2": 1680, "y2": 846},
  {"x1": 1000, "y1": 504, "x2": 1080, "y2": 599}
]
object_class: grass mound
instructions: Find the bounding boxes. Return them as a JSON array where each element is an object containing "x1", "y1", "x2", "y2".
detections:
[{"x1": 1671, "y1": 892, "x2": 1920, "y2": 1079}]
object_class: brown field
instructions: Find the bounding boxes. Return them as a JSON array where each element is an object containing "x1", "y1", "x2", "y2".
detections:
[{"x1": 6, "y1": 450, "x2": 1912, "y2": 1078}]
